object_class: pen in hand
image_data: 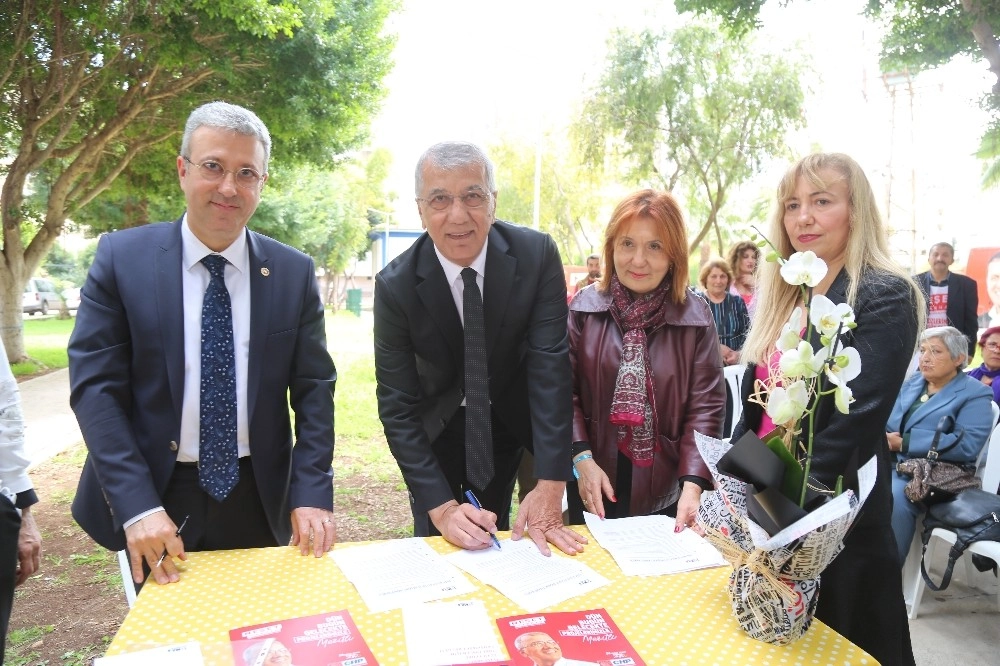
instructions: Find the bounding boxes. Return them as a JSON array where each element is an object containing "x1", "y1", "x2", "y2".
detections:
[
  {"x1": 464, "y1": 490, "x2": 502, "y2": 550},
  {"x1": 155, "y1": 514, "x2": 190, "y2": 568}
]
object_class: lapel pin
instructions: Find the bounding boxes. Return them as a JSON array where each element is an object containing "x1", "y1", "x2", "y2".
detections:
[{"x1": 261, "y1": 267, "x2": 270, "y2": 277}]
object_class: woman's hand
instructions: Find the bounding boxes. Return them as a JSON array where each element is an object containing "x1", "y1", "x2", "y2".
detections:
[
  {"x1": 719, "y1": 344, "x2": 739, "y2": 365},
  {"x1": 886, "y1": 431, "x2": 903, "y2": 453},
  {"x1": 675, "y1": 481, "x2": 703, "y2": 532},
  {"x1": 574, "y1": 455, "x2": 615, "y2": 519}
]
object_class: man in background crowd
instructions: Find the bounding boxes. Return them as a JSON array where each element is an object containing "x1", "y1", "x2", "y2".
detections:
[
  {"x1": 914, "y1": 242, "x2": 978, "y2": 355},
  {"x1": 575, "y1": 254, "x2": 601, "y2": 292}
]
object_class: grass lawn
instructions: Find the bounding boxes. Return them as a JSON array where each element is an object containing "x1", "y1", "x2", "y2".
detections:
[{"x1": 11, "y1": 316, "x2": 77, "y2": 376}]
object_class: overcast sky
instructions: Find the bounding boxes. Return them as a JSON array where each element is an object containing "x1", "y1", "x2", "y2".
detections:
[{"x1": 367, "y1": 0, "x2": 997, "y2": 263}]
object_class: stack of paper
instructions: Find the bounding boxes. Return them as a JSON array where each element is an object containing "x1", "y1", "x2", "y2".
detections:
[
  {"x1": 583, "y1": 513, "x2": 726, "y2": 576},
  {"x1": 331, "y1": 538, "x2": 475, "y2": 612},
  {"x1": 403, "y1": 600, "x2": 509, "y2": 666},
  {"x1": 446, "y1": 538, "x2": 609, "y2": 611}
]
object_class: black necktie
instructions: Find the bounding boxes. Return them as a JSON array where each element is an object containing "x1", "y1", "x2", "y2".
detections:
[
  {"x1": 462, "y1": 267, "x2": 494, "y2": 490},
  {"x1": 199, "y1": 254, "x2": 239, "y2": 501}
]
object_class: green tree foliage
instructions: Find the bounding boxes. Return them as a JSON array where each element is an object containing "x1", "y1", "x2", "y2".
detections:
[
  {"x1": 490, "y1": 137, "x2": 607, "y2": 264},
  {"x1": 0, "y1": 0, "x2": 395, "y2": 361},
  {"x1": 575, "y1": 23, "x2": 806, "y2": 255},
  {"x1": 251, "y1": 149, "x2": 392, "y2": 307}
]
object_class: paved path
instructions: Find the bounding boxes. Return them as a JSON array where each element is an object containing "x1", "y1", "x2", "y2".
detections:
[{"x1": 20, "y1": 368, "x2": 81, "y2": 469}]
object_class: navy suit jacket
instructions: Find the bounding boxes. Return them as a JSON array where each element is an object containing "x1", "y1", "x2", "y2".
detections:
[
  {"x1": 69, "y1": 219, "x2": 336, "y2": 551},
  {"x1": 373, "y1": 221, "x2": 573, "y2": 514},
  {"x1": 886, "y1": 371, "x2": 993, "y2": 462},
  {"x1": 915, "y1": 270, "x2": 979, "y2": 355}
]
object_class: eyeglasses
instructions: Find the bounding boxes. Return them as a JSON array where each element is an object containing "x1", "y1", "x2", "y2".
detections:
[
  {"x1": 524, "y1": 640, "x2": 558, "y2": 649},
  {"x1": 984, "y1": 342, "x2": 1000, "y2": 352},
  {"x1": 182, "y1": 157, "x2": 264, "y2": 189},
  {"x1": 416, "y1": 191, "x2": 491, "y2": 211}
]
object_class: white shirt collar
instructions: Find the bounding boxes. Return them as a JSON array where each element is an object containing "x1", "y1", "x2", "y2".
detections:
[
  {"x1": 433, "y1": 237, "x2": 489, "y2": 285},
  {"x1": 180, "y1": 213, "x2": 249, "y2": 275}
]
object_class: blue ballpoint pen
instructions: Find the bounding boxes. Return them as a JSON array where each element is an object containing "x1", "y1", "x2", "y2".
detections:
[{"x1": 464, "y1": 490, "x2": 502, "y2": 550}]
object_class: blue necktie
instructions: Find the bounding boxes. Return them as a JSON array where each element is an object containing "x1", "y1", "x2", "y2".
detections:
[
  {"x1": 462, "y1": 268, "x2": 494, "y2": 490},
  {"x1": 199, "y1": 254, "x2": 239, "y2": 501}
]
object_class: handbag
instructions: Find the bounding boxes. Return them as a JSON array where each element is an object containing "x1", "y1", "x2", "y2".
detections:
[
  {"x1": 895, "y1": 415, "x2": 980, "y2": 505},
  {"x1": 919, "y1": 488, "x2": 1000, "y2": 591}
]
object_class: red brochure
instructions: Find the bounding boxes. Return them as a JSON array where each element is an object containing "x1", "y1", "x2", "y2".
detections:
[
  {"x1": 495, "y1": 608, "x2": 644, "y2": 666},
  {"x1": 230, "y1": 610, "x2": 379, "y2": 666}
]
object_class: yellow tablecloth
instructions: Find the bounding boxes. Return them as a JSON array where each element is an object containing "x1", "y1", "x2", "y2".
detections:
[{"x1": 107, "y1": 531, "x2": 876, "y2": 665}]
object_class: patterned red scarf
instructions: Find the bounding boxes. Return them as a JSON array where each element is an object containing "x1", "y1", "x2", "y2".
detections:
[{"x1": 607, "y1": 274, "x2": 670, "y2": 467}]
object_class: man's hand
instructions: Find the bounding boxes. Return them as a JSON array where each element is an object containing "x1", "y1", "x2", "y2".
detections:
[
  {"x1": 291, "y1": 507, "x2": 337, "y2": 557},
  {"x1": 125, "y1": 511, "x2": 186, "y2": 585},
  {"x1": 15, "y1": 506, "x2": 41, "y2": 586},
  {"x1": 429, "y1": 501, "x2": 499, "y2": 550},
  {"x1": 511, "y1": 480, "x2": 587, "y2": 556}
]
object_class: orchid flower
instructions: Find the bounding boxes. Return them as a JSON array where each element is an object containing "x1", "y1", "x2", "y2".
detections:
[
  {"x1": 779, "y1": 251, "x2": 828, "y2": 288},
  {"x1": 766, "y1": 380, "x2": 809, "y2": 425},
  {"x1": 809, "y1": 295, "x2": 856, "y2": 338},
  {"x1": 824, "y1": 346, "x2": 862, "y2": 386},
  {"x1": 779, "y1": 340, "x2": 826, "y2": 379},
  {"x1": 776, "y1": 307, "x2": 804, "y2": 352}
]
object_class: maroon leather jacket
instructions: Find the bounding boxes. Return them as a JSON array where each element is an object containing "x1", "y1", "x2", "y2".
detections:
[{"x1": 569, "y1": 286, "x2": 725, "y2": 515}]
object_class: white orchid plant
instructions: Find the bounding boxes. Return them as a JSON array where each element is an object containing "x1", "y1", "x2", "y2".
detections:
[{"x1": 751, "y1": 243, "x2": 861, "y2": 507}]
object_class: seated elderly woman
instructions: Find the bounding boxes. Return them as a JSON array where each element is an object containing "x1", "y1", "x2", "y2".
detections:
[
  {"x1": 886, "y1": 325, "x2": 994, "y2": 564},
  {"x1": 697, "y1": 258, "x2": 750, "y2": 366},
  {"x1": 968, "y1": 325, "x2": 1000, "y2": 407}
]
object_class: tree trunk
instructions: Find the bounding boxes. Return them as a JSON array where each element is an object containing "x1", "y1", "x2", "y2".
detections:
[
  {"x1": 1, "y1": 273, "x2": 27, "y2": 363},
  {"x1": 961, "y1": 0, "x2": 1000, "y2": 95}
]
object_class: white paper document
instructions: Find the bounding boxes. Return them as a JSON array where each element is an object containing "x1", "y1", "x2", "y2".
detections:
[
  {"x1": 93, "y1": 642, "x2": 204, "y2": 665},
  {"x1": 583, "y1": 513, "x2": 727, "y2": 576},
  {"x1": 330, "y1": 538, "x2": 476, "y2": 612},
  {"x1": 403, "y1": 600, "x2": 508, "y2": 666},
  {"x1": 446, "y1": 537, "x2": 609, "y2": 612}
]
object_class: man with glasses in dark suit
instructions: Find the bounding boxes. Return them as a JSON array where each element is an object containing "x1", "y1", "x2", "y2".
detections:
[
  {"x1": 69, "y1": 101, "x2": 337, "y2": 589},
  {"x1": 374, "y1": 141, "x2": 586, "y2": 556}
]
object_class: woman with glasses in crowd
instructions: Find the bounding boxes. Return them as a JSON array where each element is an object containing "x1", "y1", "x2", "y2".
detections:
[
  {"x1": 886, "y1": 326, "x2": 993, "y2": 563},
  {"x1": 968, "y1": 326, "x2": 1000, "y2": 407}
]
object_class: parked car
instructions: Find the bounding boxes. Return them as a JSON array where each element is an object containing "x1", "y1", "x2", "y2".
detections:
[
  {"x1": 22, "y1": 277, "x2": 62, "y2": 315},
  {"x1": 63, "y1": 286, "x2": 81, "y2": 310}
]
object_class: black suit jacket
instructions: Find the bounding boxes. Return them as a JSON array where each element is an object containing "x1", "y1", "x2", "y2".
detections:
[
  {"x1": 914, "y1": 270, "x2": 979, "y2": 355},
  {"x1": 373, "y1": 221, "x2": 573, "y2": 514},
  {"x1": 731, "y1": 268, "x2": 921, "y2": 665},
  {"x1": 69, "y1": 219, "x2": 336, "y2": 551}
]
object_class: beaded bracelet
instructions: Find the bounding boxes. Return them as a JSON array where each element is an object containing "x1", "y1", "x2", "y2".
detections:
[{"x1": 572, "y1": 453, "x2": 593, "y2": 479}]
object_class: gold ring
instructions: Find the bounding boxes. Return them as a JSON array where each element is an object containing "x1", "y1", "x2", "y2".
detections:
[{"x1": 582, "y1": 499, "x2": 589, "y2": 505}]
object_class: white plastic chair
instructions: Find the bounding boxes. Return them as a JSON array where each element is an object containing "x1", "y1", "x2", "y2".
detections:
[
  {"x1": 118, "y1": 549, "x2": 136, "y2": 608},
  {"x1": 722, "y1": 364, "x2": 745, "y2": 440},
  {"x1": 903, "y1": 406, "x2": 1000, "y2": 619}
]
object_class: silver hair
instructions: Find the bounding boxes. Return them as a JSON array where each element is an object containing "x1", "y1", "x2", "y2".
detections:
[
  {"x1": 513, "y1": 632, "x2": 550, "y2": 652},
  {"x1": 180, "y1": 101, "x2": 271, "y2": 174},
  {"x1": 414, "y1": 141, "x2": 496, "y2": 195},
  {"x1": 921, "y1": 326, "x2": 970, "y2": 368}
]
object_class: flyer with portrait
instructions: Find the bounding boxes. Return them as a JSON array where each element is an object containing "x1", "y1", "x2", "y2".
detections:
[
  {"x1": 229, "y1": 610, "x2": 379, "y2": 666},
  {"x1": 495, "y1": 608, "x2": 645, "y2": 666}
]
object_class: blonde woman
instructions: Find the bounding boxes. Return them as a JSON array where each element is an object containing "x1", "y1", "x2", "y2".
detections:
[{"x1": 733, "y1": 153, "x2": 925, "y2": 666}]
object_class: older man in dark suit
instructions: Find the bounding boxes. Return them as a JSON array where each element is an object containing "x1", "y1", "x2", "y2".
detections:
[
  {"x1": 914, "y1": 242, "x2": 979, "y2": 356},
  {"x1": 69, "y1": 102, "x2": 337, "y2": 589},
  {"x1": 374, "y1": 142, "x2": 586, "y2": 556}
]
